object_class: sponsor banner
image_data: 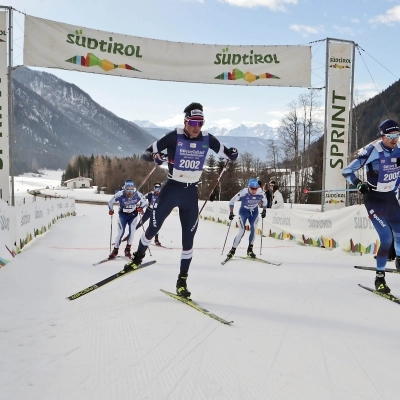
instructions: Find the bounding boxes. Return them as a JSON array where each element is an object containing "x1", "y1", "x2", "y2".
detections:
[
  {"x1": 0, "y1": 12, "x2": 9, "y2": 204},
  {"x1": 24, "y1": 15, "x2": 311, "y2": 87},
  {"x1": 0, "y1": 199, "x2": 15, "y2": 265},
  {"x1": 200, "y1": 201, "x2": 380, "y2": 254},
  {"x1": 323, "y1": 41, "x2": 353, "y2": 210},
  {"x1": 13, "y1": 198, "x2": 75, "y2": 253}
]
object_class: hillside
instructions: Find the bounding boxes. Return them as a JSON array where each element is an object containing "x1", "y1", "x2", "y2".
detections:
[{"x1": 12, "y1": 67, "x2": 156, "y2": 173}]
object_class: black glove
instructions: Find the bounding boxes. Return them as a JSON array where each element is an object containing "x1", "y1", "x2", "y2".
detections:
[
  {"x1": 153, "y1": 153, "x2": 166, "y2": 165},
  {"x1": 357, "y1": 181, "x2": 369, "y2": 194},
  {"x1": 229, "y1": 212, "x2": 235, "y2": 220},
  {"x1": 261, "y1": 209, "x2": 266, "y2": 218},
  {"x1": 209, "y1": 194, "x2": 215, "y2": 202},
  {"x1": 226, "y1": 147, "x2": 238, "y2": 160},
  {"x1": 109, "y1": 209, "x2": 114, "y2": 215}
]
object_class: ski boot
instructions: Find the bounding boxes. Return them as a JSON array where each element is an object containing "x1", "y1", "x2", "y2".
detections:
[
  {"x1": 108, "y1": 247, "x2": 119, "y2": 260},
  {"x1": 396, "y1": 256, "x2": 400, "y2": 272},
  {"x1": 375, "y1": 271, "x2": 391, "y2": 294},
  {"x1": 124, "y1": 244, "x2": 132, "y2": 258},
  {"x1": 154, "y1": 235, "x2": 161, "y2": 246},
  {"x1": 227, "y1": 247, "x2": 236, "y2": 259},
  {"x1": 176, "y1": 273, "x2": 191, "y2": 299},
  {"x1": 123, "y1": 251, "x2": 145, "y2": 272},
  {"x1": 247, "y1": 244, "x2": 256, "y2": 258}
]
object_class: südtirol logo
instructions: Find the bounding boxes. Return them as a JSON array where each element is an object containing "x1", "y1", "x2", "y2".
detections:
[
  {"x1": 214, "y1": 48, "x2": 280, "y2": 83},
  {"x1": 329, "y1": 56, "x2": 351, "y2": 69},
  {"x1": 65, "y1": 29, "x2": 142, "y2": 72}
]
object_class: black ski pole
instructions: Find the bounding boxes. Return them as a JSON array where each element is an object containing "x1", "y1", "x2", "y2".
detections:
[{"x1": 199, "y1": 159, "x2": 230, "y2": 216}]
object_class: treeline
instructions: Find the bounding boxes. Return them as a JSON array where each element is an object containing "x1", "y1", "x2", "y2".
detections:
[
  {"x1": 62, "y1": 149, "x2": 324, "y2": 204},
  {"x1": 62, "y1": 154, "x2": 168, "y2": 194}
]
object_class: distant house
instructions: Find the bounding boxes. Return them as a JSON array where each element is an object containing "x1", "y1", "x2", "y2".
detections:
[{"x1": 64, "y1": 177, "x2": 92, "y2": 189}]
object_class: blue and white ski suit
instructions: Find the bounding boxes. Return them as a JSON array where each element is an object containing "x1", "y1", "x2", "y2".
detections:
[
  {"x1": 229, "y1": 188, "x2": 268, "y2": 248},
  {"x1": 108, "y1": 190, "x2": 147, "y2": 247},
  {"x1": 342, "y1": 140, "x2": 400, "y2": 270}
]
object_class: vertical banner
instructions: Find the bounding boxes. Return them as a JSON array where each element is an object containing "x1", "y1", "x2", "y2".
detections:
[
  {"x1": 322, "y1": 40, "x2": 354, "y2": 211},
  {"x1": 0, "y1": 11, "x2": 9, "y2": 204}
]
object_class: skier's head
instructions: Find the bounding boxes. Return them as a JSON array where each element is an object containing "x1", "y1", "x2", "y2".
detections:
[
  {"x1": 248, "y1": 178, "x2": 259, "y2": 193},
  {"x1": 380, "y1": 119, "x2": 400, "y2": 149},
  {"x1": 183, "y1": 102, "x2": 204, "y2": 139},
  {"x1": 380, "y1": 119, "x2": 400, "y2": 136},
  {"x1": 154, "y1": 183, "x2": 161, "y2": 193},
  {"x1": 124, "y1": 180, "x2": 136, "y2": 197}
]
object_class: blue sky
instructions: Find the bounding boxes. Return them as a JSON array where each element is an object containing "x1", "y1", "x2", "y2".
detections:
[{"x1": 5, "y1": 0, "x2": 400, "y2": 129}]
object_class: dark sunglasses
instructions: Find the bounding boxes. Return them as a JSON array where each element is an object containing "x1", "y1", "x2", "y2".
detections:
[
  {"x1": 154, "y1": 186, "x2": 161, "y2": 190},
  {"x1": 186, "y1": 119, "x2": 204, "y2": 127}
]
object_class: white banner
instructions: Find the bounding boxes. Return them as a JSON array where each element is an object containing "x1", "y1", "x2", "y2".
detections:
[
  {"x1": 200, "y1": 201, "x2": 380, "y2": 255},
  {"x1": 0, "y1": 12, "x2": 9, "y2": 204},
  {"x1": 24, "y1": 15, "x2": 311, "y2": 87},
  {"x1": 323, "y1": 41, "x2": 353, "y2": 210}
]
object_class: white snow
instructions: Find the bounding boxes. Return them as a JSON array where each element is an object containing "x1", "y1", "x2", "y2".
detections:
[{"x1": 1, "y1": 171, "x2": 400, "y2": 400}]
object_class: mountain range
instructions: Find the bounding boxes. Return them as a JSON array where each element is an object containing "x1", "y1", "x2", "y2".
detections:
[
  {"x1": 133, "y1": 119, "x2": 278, "y2": 140},
  {"x1": 12, "y1": 67, "x2": 157, "y2": 173}
]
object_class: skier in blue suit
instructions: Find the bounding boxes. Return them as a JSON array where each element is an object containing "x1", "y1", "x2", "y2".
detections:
[
  {"x1": 342, "y1": 119, "x2": 400, "y2": 293},
  {"x1": 107, "y1": 180, "x2": 147, "y2": 259},
  {"x1": 226, "y1": 178, "x2": 268, "y2": 259}
]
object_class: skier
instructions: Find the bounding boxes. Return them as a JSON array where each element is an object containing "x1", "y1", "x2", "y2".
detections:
[
  {"x1": 342, "y1": 119, "x2": 400, "y2": 293},
  {"x1": 226, "y1": 179, "x2": 268, "y2": 259},
  {"x1": 122, "y1": 102, "x2": 239, "y2": 299},
  {"x1": 107, "y1": 180, "x2": 147, "y2": 259},
  {"x1": 136, "y1": 183, "x2": 163, "y2": 246}
]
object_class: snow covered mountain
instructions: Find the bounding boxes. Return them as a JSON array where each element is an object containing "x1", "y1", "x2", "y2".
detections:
[
  {"x1": 13, "y1": 67, "x2": 156, "y2": 173},
  {"x1": 133, "y1": 120, "x2": 277, "y2": 160}
]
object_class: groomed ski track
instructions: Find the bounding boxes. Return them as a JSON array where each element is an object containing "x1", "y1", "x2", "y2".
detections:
[{"x1": 1, "y1": 203, "x2": 400, "y2": 400}]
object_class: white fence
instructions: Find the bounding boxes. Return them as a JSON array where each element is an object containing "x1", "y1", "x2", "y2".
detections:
[
  {"x1": 200, "y1": 201, "x2": 379, "y2": 254},
  {"x1": 0, "y1": 198, "x2": 76, "y2": 267}
]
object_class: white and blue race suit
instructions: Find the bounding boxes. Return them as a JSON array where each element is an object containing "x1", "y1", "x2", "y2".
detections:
[
  {"x1": 342, "y1": 140, "x2": 400, "y2": 270},
  {"x1": 108, "y1": 190, "x2": 147, "y2": 247},
  {"x1": 229, "y1": 188, "x2": 268, "y2": 249},
  {"x1": 136, "y1": 127, "x2": 238, "y2": 275}
]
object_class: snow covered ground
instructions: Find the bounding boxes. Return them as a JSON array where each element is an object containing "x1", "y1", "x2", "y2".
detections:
[{"x1": 2, "y1": 171, "x2": 400, "y2": 400}]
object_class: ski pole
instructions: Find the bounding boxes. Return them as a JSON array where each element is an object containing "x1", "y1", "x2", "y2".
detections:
[
  {"x1": 109, "y1": 214, "x2": 113, "y2": 253},
  {"x1": 221, "y1": 220, "x2": 232, "y2": 255},
  {"x1": 260, "y1": 217, "x2": 263, "y2": 255},
  {"x1": 199, "y1": 159, "x2": 230, "y2": 216},
  {"x1": 137, "y1": 165, "x2": 157, "y2": 191}
]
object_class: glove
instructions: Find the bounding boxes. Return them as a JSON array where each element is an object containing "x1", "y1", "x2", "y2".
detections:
[
  {"x1": 357, "y1": 181, "x2": 369, "y2": 194},
  {"x1": 153, "y1": 153, "x2": 166, "y2": 165},
  {"x1": 209, "y1": 194, "x2": 215, "y2": 202},
  {"x1": 229, "y1": 212, "x2": 235, "y2": 221},
  {"x1": 109, "y1": 209, "x2": 114, "y2": 215},
  {"x1": 226, "y1": 147, "x2": 239, "y2": 161},
  {"x1": 136, "y1": 207, "x2": 143, "y2": 213},
  {"x1": 261, "y1": 209, "x2": 266, "y2": 218},
  {"x1": 226, "y1": 147, "x2": 238, "y2": 160}
]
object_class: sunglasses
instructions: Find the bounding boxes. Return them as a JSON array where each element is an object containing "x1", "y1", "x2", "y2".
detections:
[
  {"x1": 385, "y1": 133, "x2": 400, "y2": 139},
  {"x1": 154, "y1": 186, "x2": 161, "y2": 190},
  {"x1": 249, "y1": 186, "x2": 258, "y2": 190},
  {"x1": 186, "y1": 119, "x2": 204, "y2": 127},
  {"x1": 125, "y1": 188, "x2": 135, "y2": 193}
]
